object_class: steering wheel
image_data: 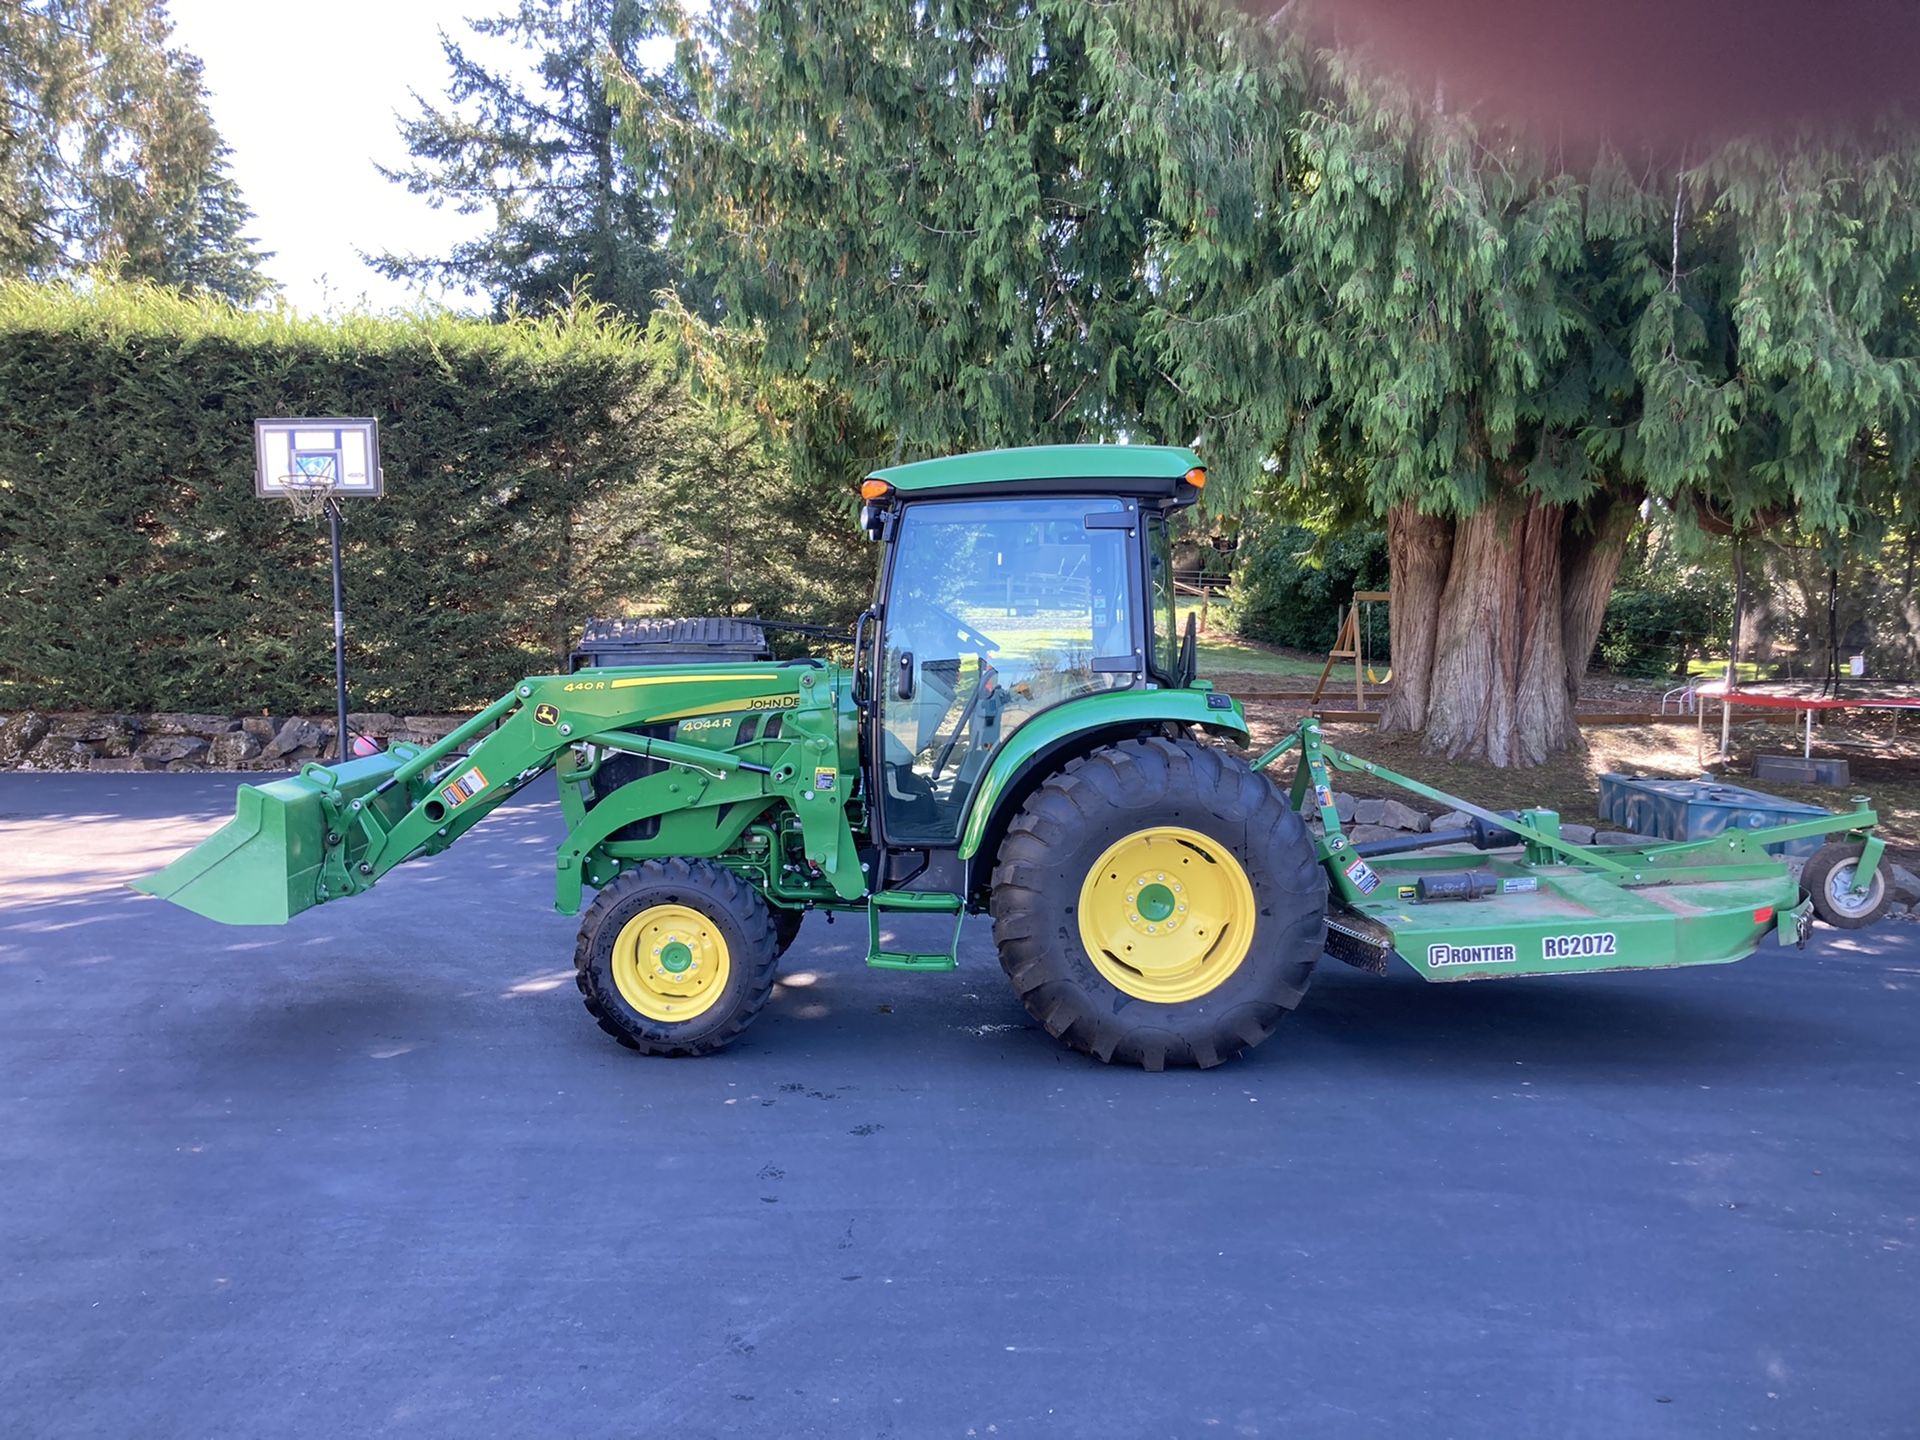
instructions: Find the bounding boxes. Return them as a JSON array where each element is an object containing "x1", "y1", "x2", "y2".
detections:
[
  {"x1": 921, "y1": 599, "x2": 999, "y2": 656},
  {"x1": 930, "y1": 663, "x2": 996, "y2": 783}
]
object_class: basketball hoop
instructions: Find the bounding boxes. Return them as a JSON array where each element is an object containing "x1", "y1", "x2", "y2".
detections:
[
  {"x1": 253, "y1": 418, "x2": 382, "y2": 506},
  {"x1": 253, "y1": 418, "x2": 385, "y2": 762}
]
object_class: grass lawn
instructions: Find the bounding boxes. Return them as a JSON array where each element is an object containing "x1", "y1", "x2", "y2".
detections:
[
  {"x1": 1182, "y1": 600, "x2": 1330, "y2": 680},
  {"x1": 1198, "y1": 635, "x2": 1329, "y2": 680},
  {"x1": 1681, "y1": 659, "x2": 1773, "y2": 683}
]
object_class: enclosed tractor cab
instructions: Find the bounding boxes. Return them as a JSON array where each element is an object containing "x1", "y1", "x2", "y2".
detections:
[{"x1": 136, "y1": 444, "x2": 1890, "y2": 1070}]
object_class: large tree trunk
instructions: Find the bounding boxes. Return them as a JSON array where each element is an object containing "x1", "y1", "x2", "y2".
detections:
[
  {"x1": 1559, "y1": 487, "x2": 1642, "y2": 704},
  {"x1": 1378, "y1": 489, "x2": 1637, "y2": 767},
  {"x1": 1375, "y1": 505, "x2": 1453, "y2": 734}
]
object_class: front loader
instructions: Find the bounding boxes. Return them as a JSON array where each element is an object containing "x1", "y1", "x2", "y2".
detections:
[{"x1": 135, "y1": 444, "x2": 1891, "y2": 1070}]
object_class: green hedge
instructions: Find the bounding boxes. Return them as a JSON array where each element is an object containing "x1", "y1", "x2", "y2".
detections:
[
  {"x1": 0, "y1": 281, "x2": 834, "y2": 714},
  {"x1": 1228, "y1": 523, "x2": 1390, "y2": 654}
]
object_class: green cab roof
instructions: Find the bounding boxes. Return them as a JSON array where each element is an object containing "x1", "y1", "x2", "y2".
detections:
[{"x1": 867, "y1": 443, "x2": 1204, "y2": 498}]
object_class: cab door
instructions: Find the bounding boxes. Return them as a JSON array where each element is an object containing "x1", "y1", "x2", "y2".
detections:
[{"x1": 875, "y1": 496, "x2": 1142, "y2": 847}]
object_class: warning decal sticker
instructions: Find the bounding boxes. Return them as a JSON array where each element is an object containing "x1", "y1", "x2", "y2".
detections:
[
  {"x1": 441, "y1": 766, "x2": 488, "y2": 807},
  {"x1": 1344, "y1": 858, "x2": 1381, "y2": 894},
  {"x1": 814, "y1": 767, "x2": 836, "y2": 791}
]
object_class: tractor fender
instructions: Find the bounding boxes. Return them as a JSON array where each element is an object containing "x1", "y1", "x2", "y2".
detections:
[{"x1": 957, "y1": 688, "x2": 1251, "y2": 876}]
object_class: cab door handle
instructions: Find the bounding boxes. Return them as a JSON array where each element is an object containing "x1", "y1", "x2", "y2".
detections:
[{"x1": 895, "y1": 651, "x2": 916, "y2": 700}]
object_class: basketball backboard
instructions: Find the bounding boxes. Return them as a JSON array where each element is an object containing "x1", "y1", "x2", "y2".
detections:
[{"x1": 254, "y1": 418, "x2": 383, "y2": 500}]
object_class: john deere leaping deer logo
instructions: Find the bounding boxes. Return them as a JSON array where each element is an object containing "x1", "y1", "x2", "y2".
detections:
[{"x1": 533, "y1": 703, "x2": 560, "y2": 726}]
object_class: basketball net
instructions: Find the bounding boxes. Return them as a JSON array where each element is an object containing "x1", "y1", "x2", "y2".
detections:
[{"x1": 277, "y1": 475, "x2": 336, "y2": 522}]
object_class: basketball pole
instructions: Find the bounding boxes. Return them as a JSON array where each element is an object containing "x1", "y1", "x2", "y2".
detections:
[
  {"x1": 254, "y1": 418, "x2": 381, "y2": 764},
  {"x1": 326, "y1": 496, "x2": 349, "y2": 763}
]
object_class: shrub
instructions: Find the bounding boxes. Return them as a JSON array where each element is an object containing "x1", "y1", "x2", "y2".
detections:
[
  {"x1": 1228, "y1": 523, "x2": 1389, "y2": 654},
  {"x1": 1595, "y1": 577, "x2": 1735, "y2": 678}
]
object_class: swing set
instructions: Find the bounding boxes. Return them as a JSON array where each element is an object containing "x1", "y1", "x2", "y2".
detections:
[{"x1": 1310, "y1": 591, "x2": 1392, "y2": 709}]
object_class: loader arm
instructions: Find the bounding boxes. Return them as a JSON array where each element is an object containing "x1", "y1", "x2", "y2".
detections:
[{"x1": 133, "y1": 665, "x2": 867, "y2": 925}]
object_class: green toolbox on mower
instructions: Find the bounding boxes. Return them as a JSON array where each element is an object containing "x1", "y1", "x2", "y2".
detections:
[{"x1": 134, "y1": 444, "x2": 1893, "y2": 1070}]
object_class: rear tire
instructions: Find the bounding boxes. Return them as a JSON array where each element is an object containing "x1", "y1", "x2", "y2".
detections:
[
  {"x1": 1801, "y1": 842, "x2": 1891, "y2": 929},
  {"x1": 990, "y1": 737, "x2": 1326, "y2": 1070},
  {"x1": 574, "y1": 859, "x2": 778, "y2": 1055}
]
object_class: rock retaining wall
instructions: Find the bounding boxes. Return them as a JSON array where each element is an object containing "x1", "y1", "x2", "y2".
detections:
[{"x1": 0, "y1": 711, "x2": 462, "y2": 772}]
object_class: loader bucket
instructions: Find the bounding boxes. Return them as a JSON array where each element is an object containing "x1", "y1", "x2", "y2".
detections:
[{"x1": 130, "y1": 751, "x2": 409, "y2": 925}]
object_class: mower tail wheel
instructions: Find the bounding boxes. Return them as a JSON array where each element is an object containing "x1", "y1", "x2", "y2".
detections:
[
  {"x1": 990, "y1": 736, "x2": 1326, "y2": 1071},
  {"x1": 574, "y1": 858, "x2": 778, "y2": 1056},
  {"x1": 1800, "y1": 841, "x2": 1891, "y2": 930}
]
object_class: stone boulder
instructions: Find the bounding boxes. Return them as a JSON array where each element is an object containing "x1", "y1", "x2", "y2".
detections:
[
  {"x1": 400, "y1": 716, "x2": 460, "y2": 743},
  {"x1": 0, "y1": 711, "x2": 51, "y2": 764},
  {"x1": 206, "y1": 731, "x2": 264, "y2": 769},
  {"x1": 136, "y1": 734, "x2": 210, "y2": 765},
  {"x1": 265, "y1": 717, "x2": 328, "y2": 758},
  {"x1": 1344, "y1": 824, "x2": 1403, "y2": 846},
  {"x1": 25, "y1": 735, "x2": 94, "y2": 770},
  {"x1": 1331, "y1": 792, "x2": 1356, "y2": 822},
  {"x1": 147, "y1": 713, "x2": 238, "y2": 736},
  {"x1": 240, "y1": 715, "x2": 284, "y2": 742},
  {"x1": 93, "y1": 723, "x2": 138, "y2": 758},
  {"x1": 1375, "y1": 799, "x2": 1429, "y2": 832},
  {"x1": 1431, "y1": 809, "x2": 1470, "y2": 832},
  {"x1": 1353, "y1": 798, "x2": 1386, "y2": 825},
  {"x1": 346, "y1": 712, "x2": 401, "y2": 739},
  {"x1": 49, "y1": 713, "x2": 136, "y2": 742}
]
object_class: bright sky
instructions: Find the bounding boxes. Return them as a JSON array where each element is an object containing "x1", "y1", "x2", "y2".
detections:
[{"x1": 166, "y1": 0, "x2": 533, "y2": 313}]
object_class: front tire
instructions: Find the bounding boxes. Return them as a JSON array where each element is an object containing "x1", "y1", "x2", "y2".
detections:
[
  {"x1": 990, "y1": 737, "x2": 1326, "y2": 1070},
  {"x1": 574, "y1": 859, "x2": 778, "y2": 1055}
]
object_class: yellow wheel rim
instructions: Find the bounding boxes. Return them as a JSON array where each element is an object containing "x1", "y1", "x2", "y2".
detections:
[
  {"x1": 1077, "y1": 826, "x2": 1256, "y2": 1004},
  {"x1": 610, "y1": 903, "x2": 732, "y2": 1023}
]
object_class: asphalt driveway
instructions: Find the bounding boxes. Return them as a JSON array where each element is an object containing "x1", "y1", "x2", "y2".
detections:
[{"x1": 3, "y1": 772, "x2": 1918, "y2": 1438}]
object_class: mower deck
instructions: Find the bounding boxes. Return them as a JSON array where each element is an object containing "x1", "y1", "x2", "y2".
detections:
[
  {"x1": 1333, "y1": 847, "x2": 1802, "y2": 981},
  {"x1": 1254, "y1": 719, "x2": 1859, "y2": 985}
]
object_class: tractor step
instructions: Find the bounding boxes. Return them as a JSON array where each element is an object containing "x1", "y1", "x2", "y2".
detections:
[
  {"x1": 867, "y1": 950, "x2": 960, "y2": 971},
  {"x1": 866, "y1": 890, "x2": 966, "y2": 971},
  {"x1": 870, "y1": 889, "x2": 965, "y2": 911}
]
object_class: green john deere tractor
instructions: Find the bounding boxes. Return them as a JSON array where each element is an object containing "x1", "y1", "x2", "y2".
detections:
[{"x1": 135, "y1": 444, "x2": 1890, "y2": 1069}]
